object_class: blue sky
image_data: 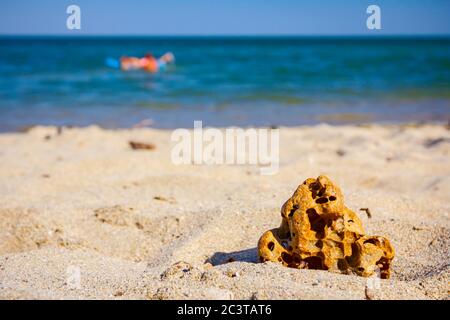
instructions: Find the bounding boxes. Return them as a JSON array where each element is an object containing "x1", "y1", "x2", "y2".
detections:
[{"x1": 1, "y1": 0, "x2": 449, "y2": 35}]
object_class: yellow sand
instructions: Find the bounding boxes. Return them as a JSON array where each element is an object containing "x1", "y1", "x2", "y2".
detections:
[{"x1": 0, "y1": 124, "x2": 448, "y2": 300}]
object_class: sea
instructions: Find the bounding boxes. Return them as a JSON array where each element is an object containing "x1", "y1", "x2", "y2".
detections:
[{"x1": 0, "y1": 36, "x2": 449, "y2": 131}]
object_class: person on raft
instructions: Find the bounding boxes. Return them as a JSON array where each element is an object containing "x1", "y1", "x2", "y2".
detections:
[{"x1": 120, "y1": 52, "x2": 175, "y2": 73}]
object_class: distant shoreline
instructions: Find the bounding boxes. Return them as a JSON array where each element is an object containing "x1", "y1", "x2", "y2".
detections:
[
  {"x1": 7, "y1": 120, "x2": 449, "y2": 135},
  {"x1": 2, "y1": 34, "x2": 450, "y2": 40}
]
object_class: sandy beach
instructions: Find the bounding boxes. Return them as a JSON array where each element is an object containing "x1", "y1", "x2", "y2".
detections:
[{"x1": 0, "y1": 123, "x2": 448, "y2": 300}]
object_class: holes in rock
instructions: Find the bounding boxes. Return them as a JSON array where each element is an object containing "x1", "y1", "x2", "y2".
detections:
[
  {"x1": 329, "y1": 196, "x2": 337, "y2": 201},
  {"x1": 292, "y1": 254, "x2": 302, "y2": 265},
  {"x1": 304, "y1": 256, "x2": 325, "y2": 270},
  {"x1": 306, "y1": 208, "x2": 319, "y2": 219},
  {"x1": 315, "y1": 229, "x2": 325, "y2": 240},
  {"x1": 364, "y1": 239, "x2": 378, "y2": 246},
  {"x1": 278, "y1": 257, "x2": 282, "y2": 262},
  {"x1": 337, "y1": 259, "x2": 348, "y2": 270},
  {"x1": 376, "y1": 258, "x2": 390, "y2": 279},
  {"x1": 281, "y1": 252, "x2": 293, "y2": 264},
  {"x1": 316, "y1": 240, "x2": 323, "y2": 249},
  {"x1": 377, "y1": 258, "x2": 389, "y2": 270},
  {"x1": 289, "y1": 205, "x2": 299, "y2": 217},
  {"x1": 286, "y1": 254, "x2": 304, "y2": 268},
  {"x1": 268, "y1": 241, "x2": 275, "y2": 251},
  {"x1": 309, "y1": 182, "x2": 321, "y2": 199},
  {"x1": 345, "y1": 243, "x2": 360, "y2": 266},
  {"x1": 348, "y1": 219, "x2": 354, "y2": 223},
  {"x1": 310, "y1": 182, "x2": 321, "y2": 191},
  {"x1": 316, "y1": 197, "x2": 328, "y2": 204},
  {"x1": 307, "y1": 208, "x2": 326, "y2": 235}
]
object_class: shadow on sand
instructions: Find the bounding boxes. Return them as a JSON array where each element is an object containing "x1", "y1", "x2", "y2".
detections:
[{"x1": 208, "y1": 247, "x2": 259, "y2": 266}]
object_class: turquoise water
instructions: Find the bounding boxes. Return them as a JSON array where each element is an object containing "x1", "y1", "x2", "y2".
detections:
[{"x1": 0, "y1": 36, "x2": 449, "y2": 131}]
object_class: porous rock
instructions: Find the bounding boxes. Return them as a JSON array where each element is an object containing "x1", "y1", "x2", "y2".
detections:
[{"x1": 258, "y1": 176, "x2": 394, "y2": 278}]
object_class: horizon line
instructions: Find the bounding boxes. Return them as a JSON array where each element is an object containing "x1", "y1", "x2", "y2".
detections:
[{"x1": 1, "y1": 33, "x2": 450, "y2": 38}]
